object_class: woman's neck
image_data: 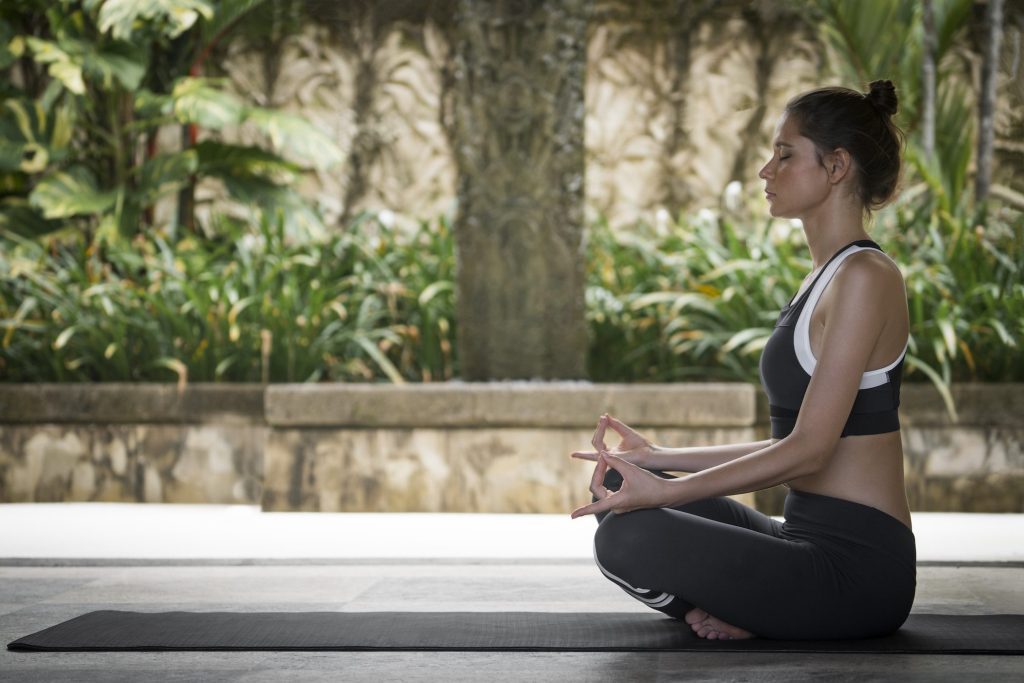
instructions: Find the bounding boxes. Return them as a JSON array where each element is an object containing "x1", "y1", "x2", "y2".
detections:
[{"x1": 798, "y1": 200, "x2": 871, "y2": 269}]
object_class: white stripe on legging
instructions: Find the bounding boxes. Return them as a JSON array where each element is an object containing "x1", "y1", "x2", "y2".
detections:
[{"x1": 593, "y1": 546, "x2": 676, "y2": 609}]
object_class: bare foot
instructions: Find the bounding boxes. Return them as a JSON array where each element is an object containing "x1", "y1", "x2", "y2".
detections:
[{"x1": 684, "y1": 607, "x2": 755, "y2": 640}]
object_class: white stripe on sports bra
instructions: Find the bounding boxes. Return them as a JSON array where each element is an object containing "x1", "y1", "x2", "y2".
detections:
[{"x1": 794, "y1": 245, "x2": 909, "y2": 389}]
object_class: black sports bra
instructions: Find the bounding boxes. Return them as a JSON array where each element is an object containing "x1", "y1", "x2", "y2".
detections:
[{"x1": 758, "y1": 240, "x2": 907, "y2": 440}]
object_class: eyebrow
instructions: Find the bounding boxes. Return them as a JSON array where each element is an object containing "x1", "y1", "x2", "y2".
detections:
[{"x1": 774, "y1": 141, "x2": 794, "y2": 148}]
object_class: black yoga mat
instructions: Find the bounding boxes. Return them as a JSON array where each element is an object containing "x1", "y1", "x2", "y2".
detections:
[{"x1": 8, "y1": 611, "x2": 1024, "y2": 654}]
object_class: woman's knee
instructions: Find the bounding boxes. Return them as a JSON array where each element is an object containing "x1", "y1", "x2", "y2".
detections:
[{"x1": 594, "y1": 509, "x2": 663, "y2": 575}]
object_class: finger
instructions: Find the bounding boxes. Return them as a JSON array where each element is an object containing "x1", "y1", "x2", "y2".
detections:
[
  {"x1": 600, "y1": 451, "x2": 634, "y2": 475},
  {"x1": 587, "y1": 455, "x2": 609, "y2": 497},
  {"x1": 571, "y1": 494, "x2": 616, "y2": 519},
  {"x1": 605, "y1": 414, "x2": 632, "y2": 436},
  {"x1": 569, "y1": 451, "x2": 598, "y2": 462},
  {"x1": 591, "y1": 415, "x2": 609, "y2": 452}
]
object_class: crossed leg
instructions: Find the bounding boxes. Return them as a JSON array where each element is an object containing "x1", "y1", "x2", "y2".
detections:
[{"x1": 594, "y1": 470, "x2": 788, "y2": 639}]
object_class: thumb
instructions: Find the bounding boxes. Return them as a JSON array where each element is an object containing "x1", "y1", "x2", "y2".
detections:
[{"x1": 600, "y1": 451, "x2": 632, "y2": 474}]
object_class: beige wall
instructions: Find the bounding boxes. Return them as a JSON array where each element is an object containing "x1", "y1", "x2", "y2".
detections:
[{"x1": 1, "y1": 383, "x2": 1021, "y2": 513}]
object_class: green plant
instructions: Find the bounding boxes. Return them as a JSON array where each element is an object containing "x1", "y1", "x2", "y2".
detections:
[
  {"x1": 0, "y1": 210, "x2": 458, "y2": 383},
  {"x1": 0, "y1": 0, "x2": 341, "y2": 243},
  {"x1": 586, "y1": 210, "x2": 804, "y2": 383},
  {"x1": 3, "y1": 203, "x2": 1020, "y2": 412},
  {"x1": 585, "y1": 201, "x2": 1023, "y2": 419}
]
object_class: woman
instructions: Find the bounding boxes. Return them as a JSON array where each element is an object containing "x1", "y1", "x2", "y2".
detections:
[{"x1": 570, "y1": 80, "x2": 915, "y2": 641}]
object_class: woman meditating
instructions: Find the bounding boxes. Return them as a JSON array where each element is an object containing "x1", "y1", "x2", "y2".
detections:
[{"x1": 570, "y1": 80, "x2": 916, "y2": 641}]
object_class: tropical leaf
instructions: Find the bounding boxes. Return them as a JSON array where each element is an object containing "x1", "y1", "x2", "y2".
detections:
[
  {"x1": 200, "y1": 0, "x2": 269, "y2": 41},
  {"x1": 29, "y1": 166, "x2": 115, "y2": 218},
  {"x1": 0, "y1": 19, "x2": 17, "y2": 70},
  {"x1": 933, "y1": 0, "x2": 973, "y2": 56},
  {"x1": 96, "y1": 0, "x2": 214, "y2": 41},
  {"x1": 23, "y1": 37, "x2": 85, "y2": 95},
  {"x1": 0, "y1": 140, "x2": 28, "y2": 172},
  {"x1": 0, "y1": 99, "x2": 74, "y2": 173},
  {"x1": 136, "y1": 149, "x2": 198, "y2": 202},
  {"x1": 816, "y1": 0, "x2": 916, "y2": 82},
  {"x1": 244, "y1": 108, "x2": 344, "y2": 171},
  {"x1": 418, "y1": 280, "x2": 453, "y2": 306},
  {"x1": 170, "y1": 77, "x2": 246, "y2": 129},
  {"x1": 83, "y1": 40, "x2": 146, "y2": 90},
  {"x1": 934, "y1": 79, "x2": 973, "y2": 209},
  {"x1": 0, "y1": 198, "x2": 64, "y2": 237},
  {"x1": 194, "y1": 140, "x2": 299, "y2": 183}
]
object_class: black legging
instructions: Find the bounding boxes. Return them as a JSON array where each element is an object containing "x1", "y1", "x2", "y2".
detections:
[{"x1": 593, "y1": 469, "x2": 916, "y2": 640}]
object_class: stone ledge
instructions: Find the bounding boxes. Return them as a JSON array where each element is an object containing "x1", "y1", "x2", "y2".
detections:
[
  {"x1": 264, "y1": 382, "x2": 760, "y2": 428},
  {"x1": 901, "y1": 383, "x2": 1024, "y2": 427},
  {"x1": 0, "y1": 384, "x2": 265, "y2": 424},
  {"x1": 1, "y1": 382, "x2": 1020, "y2": 428}
]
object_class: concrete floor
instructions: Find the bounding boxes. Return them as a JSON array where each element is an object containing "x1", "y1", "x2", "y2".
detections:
[
  {"x1": 2, "y1": 563, "x2": 1023, "y2": 681},
  {"x1": 2, "y1": 505, "x2": 1023, "y2": 681}
]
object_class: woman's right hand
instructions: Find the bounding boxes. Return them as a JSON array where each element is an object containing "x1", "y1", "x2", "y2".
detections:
[{"x1": 570, "y1": 413, "x2": 660, "y2": 470}]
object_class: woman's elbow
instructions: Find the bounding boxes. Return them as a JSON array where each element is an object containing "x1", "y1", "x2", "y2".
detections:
[{"x1": 783, "y1": 430, "x2": 837, "y2": 477}]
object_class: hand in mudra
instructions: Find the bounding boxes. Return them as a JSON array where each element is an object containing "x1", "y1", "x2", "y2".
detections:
[
  {"x1": 570, "y1": 450, "x2": 671, "y2": 519},
  {"x1": 570, "y1": 413, "x2": 659, "y2": 470}
]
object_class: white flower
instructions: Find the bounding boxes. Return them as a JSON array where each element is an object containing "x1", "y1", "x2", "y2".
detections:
[
  {"x1": 378, "y1": 209, "x2": 395, "y2": 228},
  {"x1": 723, "y1": 180, "x2": 743, "y2": 212},
  {"x1": 696, "y1": 208, "x2": 718, "y2": 230},
  {"x1": 655, "y1": 208, "x2": 671, "y2": 234}
]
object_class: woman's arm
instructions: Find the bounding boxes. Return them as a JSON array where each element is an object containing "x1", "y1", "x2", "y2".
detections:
[
  {"x1": 651, "y1": 440, "x2": 775, "y2": 473},
  {"x1": 573, "y1": 255, "x2": 894, "y2": 518},
  {"x1": 575, "y1": 414, "x2": 773, "y2": 471}
]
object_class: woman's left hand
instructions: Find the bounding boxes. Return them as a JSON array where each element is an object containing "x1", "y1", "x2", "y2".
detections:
[{"x1": 570, "y1": 451, "x2": 674, "y2": 519}]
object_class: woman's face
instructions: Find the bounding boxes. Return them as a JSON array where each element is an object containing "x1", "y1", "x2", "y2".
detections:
[{"x1": 758, "y1": 112, "x2": 831, "y2": 220}]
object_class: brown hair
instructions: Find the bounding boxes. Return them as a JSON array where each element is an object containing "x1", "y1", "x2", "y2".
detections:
[{"x1": 785, "y1": 80, "x2": 905, "y2": 211}]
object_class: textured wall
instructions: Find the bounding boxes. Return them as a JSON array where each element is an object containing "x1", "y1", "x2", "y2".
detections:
[
  {"x1": 209, "y1": 1, "x2": 823, "y2": 232},
  {"x1": 0, "y1": 385, "x2": 266, "y2": 505},
  {"x1": 1, "y1": 383, "x2": 1021, "y2": 513}
]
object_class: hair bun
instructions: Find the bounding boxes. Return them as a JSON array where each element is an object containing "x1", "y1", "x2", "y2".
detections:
[{"x1": 867, "y1": 80, "x2": 898, "y2": 117}]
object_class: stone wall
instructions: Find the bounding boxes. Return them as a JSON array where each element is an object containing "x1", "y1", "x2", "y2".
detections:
[
  {"x1": 261, "y1": 383, "x2": 761, "y2": 513},
  {"x1": 1, "y1": 382, "x2": 1021, "y2": 513},
  {"x1": 0, "y1": 385, "x2": 265, "y2": 506}
]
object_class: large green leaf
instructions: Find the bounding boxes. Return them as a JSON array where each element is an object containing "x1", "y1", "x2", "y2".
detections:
[
  {"x1": 96, "y1": 0, "x2": 214, "y2": 41},
  {"x1": 934, "y1": 79, "x2": 973, "y2": 209},
  {"x1": 83, "y1": 40, "x2": 147, "y2": 91},
  {"x1": 817, "y1": 0, "x2": 916, "y2": 81},
  {"x1": 933, "y1": 0, "x2": 972, "y2": 56},
  {"x1": 0, "y1": 18, "x2": 16, "y2": 70},
  {"x1": 244, "y1": 108, "x2": 344, "y2": 171},
  {"x1": 200, "y1": 0, "x2": 269, "y2": 41},
  {"x1": 171, "y1": 78, "x2": 245, "y2": 129},
  {"x1": 135, "y1": 149, "x2": 198, "y2": 205},
  {"x1": 0, "y1": 99, "x2": 74, "y2": 174},
  {"x1": 24, "y1": 37, "x2": 85, "y2": 95},
  {"x1": 194, "y1": 140, "x2": 300, "y2": 182},
  {"x1": 24, "y1": 35, "x2": 145, "y2": 93},
  {"x1": 0, "y1": 140, "x2": 26, "y2": 172},
  {"x1": 29, "y1": 166, "x2": 115, "y2": 218},
  {"x1": 0, "y1": 198, "x2": 64, "y2": 237},
  {"x1": 133, "y1": 89, "x2": 174, "y2": 121}
]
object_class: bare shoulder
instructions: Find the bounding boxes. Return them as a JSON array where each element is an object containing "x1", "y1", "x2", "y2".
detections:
[{"x1": 831, "y1": 248, "x2": 906, "y2": 300}]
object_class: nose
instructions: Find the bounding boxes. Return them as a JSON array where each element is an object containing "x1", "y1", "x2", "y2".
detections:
[{"x1": 758, "y1": 158, "x2": 773, "y2": 180}]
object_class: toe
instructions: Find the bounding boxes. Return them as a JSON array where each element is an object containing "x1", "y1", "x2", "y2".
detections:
[{"x1": 684, "y1": 608, "x2": 708, "y2": 625}]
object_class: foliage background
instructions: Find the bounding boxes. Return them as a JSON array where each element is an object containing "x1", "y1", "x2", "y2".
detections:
[{"x1": 1, "y1": 0, "x2": 1022, "y2": 421}]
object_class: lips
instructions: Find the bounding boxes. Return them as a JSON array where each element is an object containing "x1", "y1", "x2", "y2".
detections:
[{"x1": 765, "y1": 190, "x2": 776, "y2": 200}]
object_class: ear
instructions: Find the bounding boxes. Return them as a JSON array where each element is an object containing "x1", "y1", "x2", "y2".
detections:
[{"x1": 824, "y1": 148, "x2": 853, "y2": 185}]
